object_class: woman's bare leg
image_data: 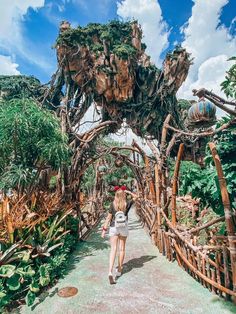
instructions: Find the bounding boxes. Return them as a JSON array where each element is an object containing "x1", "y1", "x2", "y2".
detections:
[
  {"x1": 109, "y1": 235, "x2": 119, "y2": 274},
  {"x1": 118, "y1": 236, "x2": 127, "y2": 272}
]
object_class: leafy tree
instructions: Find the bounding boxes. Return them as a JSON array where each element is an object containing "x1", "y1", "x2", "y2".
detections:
[
  {"x1": 178, "y1": 116, "x2": 236, "y2": 216},
  {"x1": 221, "y1": 56, "x2": 236, "y2": 99},
  {"x1": 0, "y1": 75, "x2": 44, "y2": 101},
  {"x1": 0, "y1": 98, "x2": 70, "y2": 193}
]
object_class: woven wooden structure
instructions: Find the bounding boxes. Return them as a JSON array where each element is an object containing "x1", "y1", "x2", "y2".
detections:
[{"x1": 132, "y1": 142, "x2": 236, "y2": 303}]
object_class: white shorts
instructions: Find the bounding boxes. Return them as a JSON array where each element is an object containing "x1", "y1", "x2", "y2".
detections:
[{"x1": 109, "y1": 225, "x2": 129, "y2": 237}]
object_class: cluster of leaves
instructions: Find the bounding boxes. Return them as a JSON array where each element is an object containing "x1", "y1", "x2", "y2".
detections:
[
  {"x1": 56, "y1": 20, "x2": 139, "y2": 60},
  {"x1": 0, "y1": 211, "x2": 78, "y2": 310},
  {"x1": 177, "y1": 161, "x2": 224, "y2": 215},
  {"x1": 113, "y1": 43, "x2": 137, "y2": 60},
  {"x1": 0, "y1": 76, "x2": 44, "y2": 101},
  {"x1": 221, "y1": 57, "x2": 236, "y2": 99},
  {"x1": 177, "y1": 117, "x2": 236, "y2": 215},
  {"x1": 0, "y1": 98, "x2": 70, "y2": 192}
]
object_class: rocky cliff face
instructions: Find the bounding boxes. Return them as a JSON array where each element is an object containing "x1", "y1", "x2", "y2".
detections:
[{"x1": 55, "y1": 20, "x2": 192, "y2": 138}]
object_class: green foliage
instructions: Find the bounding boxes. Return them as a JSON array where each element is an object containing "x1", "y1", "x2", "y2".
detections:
[
  {"x1": 0, "y1": 75, "x2": 44, "y2": 101},
  {"x1": 81, "y1": 164, "x2": 96, "y2": 194},
  {"x1": 0, "y1": 98, "x2": 70, "y2": 192},
  {"x1": 0, "y1": 213, "x2": 79, "y2": 311},
  {"x1": 177, "y1": 117, "x2": 236, "y2": 215},
  {"x1": 178, "y1": 161, "x2": 223, "y2": 215},
  {"x1": 113, "y1": 44, "x2": 137, "y2": 60},
  {"x1": 56, "y1": 20, "x2": 139, "y2": 60},
  {"x1": 221, "y1": 56, "x2": 236, "y2": 99}
]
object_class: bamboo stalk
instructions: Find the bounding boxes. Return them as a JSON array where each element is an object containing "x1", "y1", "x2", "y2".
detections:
[
  {"x1": 197, "y1": 253, "x2": 203, "y2": 285},
  {"x1": 209, "y1": 142, "x2": 236, "y2": 302},
  {"x1": 186, "y1": 248, "x2": 192, "y2": 274},
  {"x1": 166, "y1": 234, "x2": 171, "y2": 261},
  {"x1": 211, "y1": 268, "x2": 217, "y2": 294},
  {"x1": 154, "y1": 164, "x2": 162, "y2": 248},
  {"x1": 223, "y1": 246, "x2": 231, "y2": 301},
  {"x1": 171, "y1": 143, "x2": 184, "y2": 227},
  {"x1": 176, "y1": 242, "x2": 183, "y2": 268},
  {"x1": 154, "y1": 164, "x2": 161, "y2": 207},
  {"x1": 202, "y1": 255, "x2": 207, "y2": 287},
  {"x1": 206, "y1": 261, "x2": 211, "y2": 290},
  {"x1": 144, "y1": 155, "x2": 156, "y2": 203},
  {"x1": 192, "y1": 252, "x2": 198, "y2": 280},
  {"x1": 216, "y1": 252, "x2": 222, "y2": 297},
  {"x1": 162, "y1": 174, "x2": 168, "y2": 211}
]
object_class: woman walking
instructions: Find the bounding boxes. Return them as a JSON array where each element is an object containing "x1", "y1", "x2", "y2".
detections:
[{"x1": 101, "y1": 186, "x2": 137, "y2": 284}]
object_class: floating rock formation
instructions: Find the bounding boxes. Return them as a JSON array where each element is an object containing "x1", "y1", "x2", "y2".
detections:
[{"x1": 55, "y1": 20, "x2": 192, "y2": 139}]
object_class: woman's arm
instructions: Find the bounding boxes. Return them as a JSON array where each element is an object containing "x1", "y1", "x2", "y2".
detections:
[
  {"x1": 124, "y1": 190, "x2": 138, "y2": 200},
  {"x1": 101, "y1": 213, "x2": 112, "y2": 238}
]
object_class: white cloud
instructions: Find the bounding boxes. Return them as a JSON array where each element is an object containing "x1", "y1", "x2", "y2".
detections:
[
  {"x1": 117, "y1": 0, "x2": 169, "y2": 66},
  {"x1": 0, "y1": 0, "x2": 49, "y2": 73},
  {"x1": 178, "y1": 0, "x2": 236, "y2": 100},
  {"x1": 0, "y1": 55, "x2": 20, "y2": 75},
  {"x1": 184, "y1": 55, "x2": 232, "y2": 96},
  {"x1": 0, "y1": 0, "x2": 44, "y2": 43}
]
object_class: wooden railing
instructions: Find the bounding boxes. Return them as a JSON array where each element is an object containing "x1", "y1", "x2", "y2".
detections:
[
  {"x1": 135, "y1": 142, "x2": 236, "y2": 303},
  {"x1": 137, "y1": 198, "x2": 235, "y2": 299}
]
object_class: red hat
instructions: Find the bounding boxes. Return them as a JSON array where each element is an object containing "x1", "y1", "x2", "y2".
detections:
[
  {"x1": 114, "y1": 185, "x2": 127, "y2": 191},
  {"x1": 114, "y1": 185, "x2": 120, "y2": 191}
]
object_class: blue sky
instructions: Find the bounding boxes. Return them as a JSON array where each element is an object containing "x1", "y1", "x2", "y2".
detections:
[{"x1": 0, "y1": 0, "x2": 235, "y2": 99}]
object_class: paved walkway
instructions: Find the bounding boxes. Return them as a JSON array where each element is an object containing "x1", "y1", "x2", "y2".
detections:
[{"x1": 16, "y1": 208, "x2": 236, "y2": 314}]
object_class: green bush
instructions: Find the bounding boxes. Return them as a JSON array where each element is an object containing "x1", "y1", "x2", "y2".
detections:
[
  {"x1": 0, "y1": 213, "x2": 79, "y2": 311},
  {"x1": 0, "y1": 98, "x2": 70, "y2": 192},
  {"x1": 177, "y1": 116, "x2": 236, "y2": 215}
]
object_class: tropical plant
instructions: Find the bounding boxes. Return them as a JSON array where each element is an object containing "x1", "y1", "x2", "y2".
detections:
[
  {"x1": 0, "y1": 75, "x2": 44, "y2": 101},
  {"x1": 0, "y1": 98, "x2": 70, "y2": 193},
  {"x1": 221, "y1": 56, "x2": 236, "y2": 99},
  {"x1": 0, "y1": 211, "x2": 79, "y2": 310},
  {"x1": 177, "y1": 116, "x2": 236, "y2": 215}
]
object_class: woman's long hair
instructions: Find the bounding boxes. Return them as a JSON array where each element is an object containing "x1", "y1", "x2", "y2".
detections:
[{"x1": 113, "y1": 190, "x2": 126, "y2": 212}]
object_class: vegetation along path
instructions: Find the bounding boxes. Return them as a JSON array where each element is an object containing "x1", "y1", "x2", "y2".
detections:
[{"x1": 16, "y1": 208, "x2": 236, "y2": 314}]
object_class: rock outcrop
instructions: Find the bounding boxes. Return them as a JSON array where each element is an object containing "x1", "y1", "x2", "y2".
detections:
[{"x1": 55, "y1": 20, "x2": 192, "y2": 138}]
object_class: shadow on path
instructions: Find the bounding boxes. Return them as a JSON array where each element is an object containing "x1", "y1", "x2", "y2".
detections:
[{"x1": 122, "y1": 255, "x2": 156, "y2": 275}]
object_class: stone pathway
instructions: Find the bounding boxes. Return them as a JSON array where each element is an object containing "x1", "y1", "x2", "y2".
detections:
[{"x1": 16, "y1": 208, "x2": 236, "y2": 314}]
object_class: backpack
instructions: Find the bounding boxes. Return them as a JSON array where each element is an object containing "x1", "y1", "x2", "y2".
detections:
[{"x1": 115, "y1": 211, "x2": 127, "y2": 228}]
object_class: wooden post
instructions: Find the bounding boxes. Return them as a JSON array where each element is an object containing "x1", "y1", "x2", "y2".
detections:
[
  {"x1": 154, "y1": 164, "x2": 161, "y2": 247},
  {"x1": 209, "y1": 142, "x2": 236, "y2": 302},
  {"x1": 154, "y1": 164, "x2": 160, "y2": 206},
  {"x1": 160, "y1": 114, "x2": 172, "y2": 209},
  {"x1": 171, "y1": 143, "x2": 184, "y2": 227},
  {"x1": 144, "y1": 155, "x2": 156, "y2": 203},
  {"x1": 223, "y1": 246, "x2": 231, "y2": 300},
  {"x1": 160, "y1": 114, "x2": 172, "y2": 152}
]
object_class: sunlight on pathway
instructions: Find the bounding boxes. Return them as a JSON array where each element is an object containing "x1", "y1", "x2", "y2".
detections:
[{"x1": 16, "y1": 208, "x2": 236, "y2": 314}]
